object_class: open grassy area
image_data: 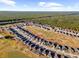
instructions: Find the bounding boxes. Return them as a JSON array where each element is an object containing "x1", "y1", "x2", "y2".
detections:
[
  {"x1": 0, "y1": 11, "x2": 76, "y2": 20},
  {"x1": 0, "y1": 51, "x2": 29, "y2": 58},
  {"x1": 0, "y1": 11, "x2": 79, "y2": 31},
  {"x1": 0, "y1": 38, "x2": 44, "y2": 58},
  {"x1": 0, "y1": 39, "x2": 27, "y2": 58},
  {"x1": 26, "y1": 25, "x2": 79, "y2": 48}
]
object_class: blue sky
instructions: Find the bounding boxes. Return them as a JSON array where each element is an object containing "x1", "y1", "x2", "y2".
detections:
[{"x1": 0, "y1": 0, "x2": 79, "y2": 11}]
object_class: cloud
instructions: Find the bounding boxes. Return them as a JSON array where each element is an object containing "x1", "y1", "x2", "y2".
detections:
[
  {"x1": 38, "y1": 2, "x2": 79, "y2": 11},
  {"x1": 38, "y1": 2, "x2": 64, "y2": 8},
  {"x1": 38, "y1": 2, "x2": 64, "y2": 11},
  {"x1": 0, "y1": 0, "x2": 16, "y2": 7}
]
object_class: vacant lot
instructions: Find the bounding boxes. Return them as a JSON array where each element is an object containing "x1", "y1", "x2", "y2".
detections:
[{"x1": 0, "y1": 38, "x2": 44, "y2": 58}]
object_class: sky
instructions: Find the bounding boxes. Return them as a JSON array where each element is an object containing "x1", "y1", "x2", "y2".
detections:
[{"x1": 0, "y1": 0, "x2": 79, "y2": 11}]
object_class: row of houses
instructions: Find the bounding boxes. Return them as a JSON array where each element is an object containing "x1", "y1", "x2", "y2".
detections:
[
  {"x1": 53, "y1": 27, "x2": 79, "y2": 37},
  {"x1": 0, "y1": 19, "x2": 79, "y2": 38},
  {"x1": 32, "y1": 23, "x2": 79, "y2": 38},
  {"x1": 9, "y1": 27, "x2": 71, "y2": 58},
  {"x1": 16, "y1": 26, "x2": 79, "y2": 58},
  {"x1": 1, "y1": 22, "x2": 79, "y2": 58}
]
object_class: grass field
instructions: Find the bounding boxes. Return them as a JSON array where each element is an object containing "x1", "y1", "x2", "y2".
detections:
[
  {"x1": 0, "y1": 38, "x2": 45, "y2": 58},
  {"x1": 0, "y1": 11, "x2": 77, "y2": 20},
  {"x1": 0, "y1": 39, "x2": 27, "y2": 58},
  {"x1": 0, "y1": 51, "x2": 28, "y2": 58},
  {"x1": 0, "y1": 11, "x2": 79, "y2": 31}
]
